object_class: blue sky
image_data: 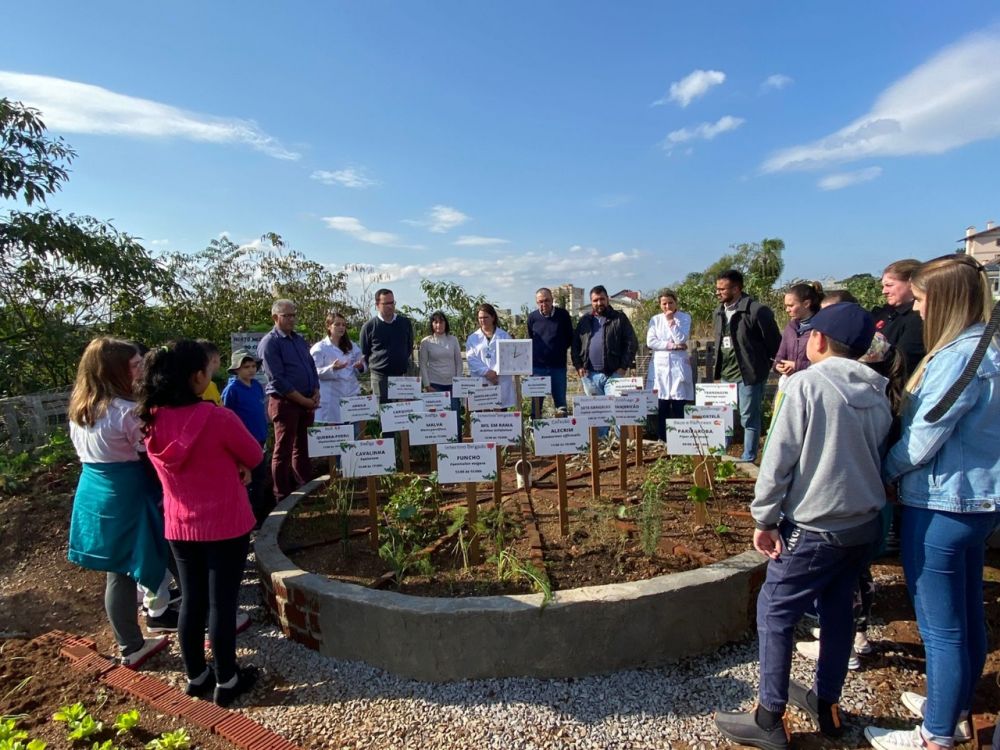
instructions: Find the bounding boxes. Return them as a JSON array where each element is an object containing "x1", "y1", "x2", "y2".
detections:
[{"x1": 3, "y1": 2, "x2": 1000, "y2": 311}]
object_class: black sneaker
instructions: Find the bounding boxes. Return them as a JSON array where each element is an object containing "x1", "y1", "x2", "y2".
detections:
[
  {"x1": 185, "y1": 668, "x2": 217, "y2": 699},
  {"x1": 715, "y1": 708, "x2": 789, "y2": 750},
  {"x1": 146, "y1": 606, "x2": 179, "y2": 633},
  {"x1": 213, "y1": 665, "x2": 259, "y2": 708},
  {"x1": 788, "y1": 680, "x2": 844, "y2": 738}
]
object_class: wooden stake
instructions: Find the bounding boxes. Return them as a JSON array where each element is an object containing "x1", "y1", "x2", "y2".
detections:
[
  {"x1": 557, "y1": 453, "x2": 569, "y2": 537},
  {"x1": 367, "y1": 476, "x2": 379, "y2": 550},
  {"x1": 516, "y1": 376, "x2": 528, "y2": 466},
  {"x1": 328, "y1": 456, "x2": 338, "y2": 481},
  {"x1": 692, "y1": 456, "x2": 714, "y2": 527},
  {"x1": 400, "y1": 429, "x2": 411, "y2": 473},
  {"x1": 619, "y1": 424, "x2": 628, "y2": 491},
  {"x1": 589, "y1": 426, "x2": 600, "y2": 500},
  {"x1": 466, "y1": 482, "x2": 481, "y2": 564},
  {"x1": 429, "y1": 443, "x2": 438, "y2": 473},
  {"x1": 635, "y1": 424, "x2": 643, "y2": 465},
  {"x1": 493, "y1": 445, "x2": 503, "y2": 506}
]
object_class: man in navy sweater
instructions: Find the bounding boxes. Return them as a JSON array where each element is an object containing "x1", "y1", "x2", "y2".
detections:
[
  {"x1": 359, "y1": 288, "x2": 414, "y2": 403},
  {"x1": 527, "y1": 287, "x2": 574, "y2": 418}
]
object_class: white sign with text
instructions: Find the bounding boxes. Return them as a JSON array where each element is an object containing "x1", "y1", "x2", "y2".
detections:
[
  {"x1": 417, "y1": 390, "x2": 451, "y2": 411},
  {"x1": 603, "y1": 376, "x2": 645, "y2": 397},
  {"x1": 471, "y1": 411, "x2": 522, "y2": 447},
  {"x1": 696, "y1": 382, "x2": 739, "y2": 407},
  {"x1": 407, "y1": 410, "x2": 459, "y2": 446},
  {"x1": 572, "y1": 395, "x2": 617, "y2": 429},
  {"x1": 340, "y1": 439, "x2": 396, "y2": 477},
  {"x1": 379, "y1": 400, "x2": 424, "y2": 432},
  {"x1": 521, "y1": 375, "x2": 552, "y2": 397},
  {"x1": 612, "y1": 393, "x2": 646, "y2": 426},
  {"x1": 532, "y1": 417, "x2": 590, "y2": 456},
  {"x1": 436, "y1": 442, "x2": 499, "y2": 483},
  {"x1": 387, "y1": 376, "x2": 421, "y2": 400},
  {"x1": 451, "y1": 376, "x2": 486, "y2": 398},
  {"x1": 339, "y1": 394, "x2": 379, "y2": 423},
  {"x1": 467, "y1": 384, "x2": 503, "y2": 411},
  {"x1": 684, "y1": 404, "x2": 735, "y2": 434},
  {"x1": 306, "y1": 424, "x2": 356, "y2": 457},
  {"x1": 664, "y1": 418, "x2": 726, "y2": 455}
]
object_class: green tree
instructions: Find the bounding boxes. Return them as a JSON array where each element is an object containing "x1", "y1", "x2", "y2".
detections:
[
  {"x1": 401, "y1": 279, "x2": 491, "y2": 342},
  {"x1": 839, "y1": 273, "x2": 883, "y2": 311},
  {"x1": 0, "y1": 99, "x2": 179, "y2": 395}
]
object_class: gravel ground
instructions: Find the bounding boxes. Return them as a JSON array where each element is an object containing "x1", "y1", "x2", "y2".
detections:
[{"x1": 155, "y1": 557, "x2": 926, "y2": 750}]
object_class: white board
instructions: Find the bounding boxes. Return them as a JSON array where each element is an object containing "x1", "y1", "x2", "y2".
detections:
[
  {"x1": 417, "y1": 390, "x2": 451, "y2": 411},
  {"x1": 521, "y1": 375, "x2": 552, "y2": 397},
  {"x1": 436, "y1": 442, "x2": 499, "y2": 483},
  {"x1": 684, "y1": 404, "x2": 735, "y2": 435},
  {"x1": 532, "y1": 417, "x2": 590, "y2": 456},
  {"x1": 572, "y1": 395, "x2": 616, "y2": 429},
  {"x1": 339, "y1": 394, "x2": 380, "y2": 423},
  {"x1": 664, "y1": 418, "x2": 726, "y2": 455},
  {"x1": 378, "y1": 400, "x2": 424, "y2": 432},
  {"x1": 471, "y1": 411, "x2": 522, "y2": 447},
  {"x1": 612, "y1": 393, "x2": 645, "y2": 426},
  {"x1": 467, "y1": 384, "x2": 503, "y2": 411},
  {"x1": 407, "y1": 410, "x2": 459, "y2": 446},
  {"x1": 451, "y1": 376, "x2": 486, "y2": 398},
  {"x1": 387, "y1": 376, "x2": 421, "y2": 400},
  {"x1": 603, "y1": 376, "x2": 645, "y2": 396},
  {"x1": 306, "y1": 423, "x2": 357, "y2": 457},
  {"x1": 495, "y1": 339, "x2": 533, "y2": 375},
  {"x1": 696, "y1": 382, "x2": 739, "y2": 407},
  {"x1": 340, "y1": 439, "x2": 396, "y2": 477}
]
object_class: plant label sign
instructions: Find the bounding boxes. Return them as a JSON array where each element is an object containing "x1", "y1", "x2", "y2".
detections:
[
  {"x1": 495, "y1": 339, "x2": 533, "y2": 375},
  {"x1": 417, "y1": 390, "x2": 451, "y2": 411},
  {"x1": 684, "y1": 404, "x2": 735, "y2": 435},
  {"x1": 572, "y1": 395, "x2": 616, "y2": 428},
  {"x1": 306, "y1": 423, "x2": 356, "y2": 457},
  {"x1": 467, "y1": 384, "x2": 503, "y2": 411},
  {"x1": 340, "y1": 439, "x2": 396, "y2": 478},
  {"x1": 533, "y1": 417, "x2": 589, "y2": 456},
  {"x1": 379, "y1": 400, "x2": 424, "y2": 432},
  {"x1": 521, "y1": 375, "x2": 551, "y2": 397},
  {"x1": 339, "y1": 394, "x2": 379, "y2": 423},
  {"x1": 603, "y1": 376, "x2": 645, "y2": 397},
  {"x1": 695, "y1": 382, "x2": 739, "y2": 407},
  {"x1": 664, "y1": 418, "x2": 726, "y2": 455},
  {"x1": 436, "y1": 442, "x2": 498, "y2": 483},
  {"x1": 644, "y1": 389, "x2": 659, "y2": 415},
  {"x1": 451, "y1": 375, "x2": 486, "y2": 397},
  {"x1": 407, "y1": 410, "x2": 459, "y2": 446},
  {"x1": 612, "y1": 393, "x2": 645, "y2": 426},
  {"x1": 471, "y1": 411, "x2": 522, "y2": 447},
  {"x1": 387, "y1": 376, "x2": 421, "y2": 400}
]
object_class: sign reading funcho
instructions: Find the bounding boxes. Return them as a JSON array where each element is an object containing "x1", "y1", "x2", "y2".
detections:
[{"x1": 436, "y1": 442, "x2": 498, "y2": 483}]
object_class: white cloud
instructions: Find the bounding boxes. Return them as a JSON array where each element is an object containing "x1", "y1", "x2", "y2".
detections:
[
  {"x1": 653, "y1": 69, "x2": 726, "y2": 108},
  {"x1": 662, "y1": 115, "x2": 745, "y2": 152},
  {"x1": 761, "y1": 28, "x2": 1000, "y2": 173},
  {"x1": 322, "y1": 216, "x2": 418, "y2": 248},
  {"x1": 310, "y1": 167, "x2": 377, "y2": 189},
  {"x1": 427, "y1": 205, "x2": 469, "y2": 233},
  {"x1": 760, "y1": 74, "x2": 793, "y2": 92},
  {"x1": 453, "y1": 235, "x2": 510, "y2": 246},
  {"x1": 148, "y1": 238, "x2": 170, "y2": 246},
  {"x1": 817, "y1": 166, "x2": 883, "y2": 191},
  {"x1": 0, "y1": 71, "x2": 299, "y2": 160}
]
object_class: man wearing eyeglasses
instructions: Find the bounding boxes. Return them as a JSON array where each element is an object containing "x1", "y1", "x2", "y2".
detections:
[
  {"x1": 359, "y1": 288, "x2": 414, "y2": 403},
  {"x1": 259, "y1": 298, "x2": 320, "y2": 499}
]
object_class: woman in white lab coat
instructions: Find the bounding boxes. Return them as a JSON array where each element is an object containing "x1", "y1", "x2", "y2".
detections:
[
  {"x1": 465, "y1": 303, "x2": 516, "y2": 409},
  {"x1": 646, "y1": 289, "x2": 694, "y2": 441},
  {"x1": 311, "y1": 312, "x2": 366, "y2": 424}
]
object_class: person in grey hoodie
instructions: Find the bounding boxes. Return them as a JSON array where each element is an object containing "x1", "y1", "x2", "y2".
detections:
[{"x1": 715, "y1": 302, "x2": 892, "y2": 750}]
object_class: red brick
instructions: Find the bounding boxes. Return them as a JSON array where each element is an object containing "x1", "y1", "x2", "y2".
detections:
[
  {"x1": 62, "y1": 635, "x2": 98, "y2": 651},
  {"x1": 283, "y1": 605, "x2": 307, "y2": 629},
  {"x1": 68, "y1": 652, "x2": 115, "y2": 678},
  {"x1": 181, "y1": 700, "x2": 231, "y2": 732},
  {"x1": 123, "y1": 674, "x2": 170, "y2": 701},
  {"x1": 61, "y1": 643, "x2": 95, "y2": 662},
  {"x1": 102, "y1": 665, "x2": 139, "y2": 689},
  {"x1": 288, "y1": 629, "x2": 320, "y2": 650},
  {"x1": 215, "y1": 714, "x2": 271, "y2": 747},
  {"x1": 147, "y1": 688, "x2": 192, "y2": 717}
]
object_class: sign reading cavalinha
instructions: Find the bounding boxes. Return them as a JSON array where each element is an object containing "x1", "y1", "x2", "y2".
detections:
[{"x1": 340, "y1": 439, "x2": 396, "y2": 477}]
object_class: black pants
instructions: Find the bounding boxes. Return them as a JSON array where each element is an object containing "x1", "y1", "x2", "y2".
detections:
[
  {"x1": 169, "y1": 534, "x2": 250, "y2": 682},
  {"x1": 656, "y1": 399, "x2": 689, "y2": 442}
]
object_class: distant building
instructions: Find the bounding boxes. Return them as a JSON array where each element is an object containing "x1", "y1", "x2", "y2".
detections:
[
  {"x1": 553, "y1": 283, "x2": 583, "y2": 312},
  {"x1": 575, "y1": 288, "x2": 644, "y2": 321},
  {"x1": 958, "y1": 220, "x2": 1000, "y2": 299}
]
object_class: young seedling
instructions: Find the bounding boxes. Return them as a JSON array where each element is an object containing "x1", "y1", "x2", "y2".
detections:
[
  {"x1": 112, "y1": 709, "x2": 140, "y2": 736},
  {"x1": 145, "y1": 728, "x2": 191, "y2": 750}
]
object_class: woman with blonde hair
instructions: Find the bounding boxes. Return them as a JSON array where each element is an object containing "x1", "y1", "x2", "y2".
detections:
[
  {"x1": 67, "y1": 338, "x2": 170, "y2": 668},
  {"x1": 865, "y1": 255, "x2": 1000, "y2": 750}
]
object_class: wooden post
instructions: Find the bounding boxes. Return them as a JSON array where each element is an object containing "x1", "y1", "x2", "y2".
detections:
[
  {"x1": 635, "y1": 423, "x2": 643, "y2": 465},
  {"x1": 400, "y1": 430, "x2": 411, "y2": 473},
  {"x1": 328, "y1": 456, "x2": 338, "y2": 481},
  {"x1": 367, "y1": 476, "x2": 379, "y2": 550},
  {"x1": 466, "y1": 482, "x2": 481, "y2": 564},
  {"x1": 516, "y1": 376, "x2": 527, "y2": 466},
  {"x1": 619, "y1": 424, "x2": 629, "y2": 491},
  {"x1": 493, "y1": 445, "x2": 503, "y2": 506},
  {"x1": 557, "y1": 454, "x2": 569, "y2": 537},
  {"x1": 692, "y1": 456, "x2": 714, "y2": 527},
  {"x1": 429, "y1": 444, "x2": 438, "y2": 473},
  {"x1": 589, "y1": 426, "x2": 600, "y2": 500},
  {"x1": 464, "y1": 399, "x2": 472, "y2": 439}
]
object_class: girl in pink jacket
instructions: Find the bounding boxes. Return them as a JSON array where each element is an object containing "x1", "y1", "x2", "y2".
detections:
[{"x1": 137, "y1": 340, "x2": 263, "y2": 707}]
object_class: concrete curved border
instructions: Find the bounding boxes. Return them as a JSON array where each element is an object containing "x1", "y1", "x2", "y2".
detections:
[{"x1": 255, "y1": 476, "x2": 767, "y2": 682}]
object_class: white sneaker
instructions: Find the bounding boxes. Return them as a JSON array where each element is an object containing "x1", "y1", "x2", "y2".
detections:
[
  {"x1": 120, "y1": 636, "x2": 169, "y2": 670},
  {"x1": 864, "y1": 726, "x2": 924, "y2": 749},
  {"x1": 899, "y1": 691, "x2": 973, "y2": 743},
  {"x1": 795, "y1": 639, "x2": 861, "y2": 670},
  {"x1": 809, "y1": 626, "x2": 821, "y2": 639},
  {"x1": 854, "y1": 631, "x2": 873, "y2": 654}
]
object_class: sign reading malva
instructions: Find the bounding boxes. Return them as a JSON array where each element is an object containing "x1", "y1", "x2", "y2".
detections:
[
  {"x1": 340, "y1": 439, "x2": 396, "y2": 477},
  {"x1": 436, "y1": 442, "x2": 498, "y2": 483},
  {"x1": 407, "y1": 410, "x2": 459, "y2": 446}
]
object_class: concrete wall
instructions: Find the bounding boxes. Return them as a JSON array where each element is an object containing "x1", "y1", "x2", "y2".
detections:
[{"x1": 256, "y1": 477, "x2": 768, "y2": 682}]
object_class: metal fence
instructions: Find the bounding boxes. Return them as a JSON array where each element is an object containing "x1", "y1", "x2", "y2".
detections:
[{"x1": 0, "y1": 387, "x2": 72, "y2": 454}]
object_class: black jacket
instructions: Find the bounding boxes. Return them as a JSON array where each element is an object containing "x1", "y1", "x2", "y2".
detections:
[
  {"x1": 871, "y1": 301, "x2": 924, "y2": 377},
  {"x1": 571, "y1": 306, "x2": 638, "y2": 374},
  {"x1": 712, "y1": 295, "x2": 781, "y2": 386}
]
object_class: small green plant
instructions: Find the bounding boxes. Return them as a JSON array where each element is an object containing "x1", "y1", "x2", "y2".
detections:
[
  {"x1": 447, "y1": 506, "x2": 472, "y2": 570},
  {"x1": 89, "y1": 741, "x2": 117, "y2": 750},
  {"x1": 328, "y1": 476, "x2": 355, "y2": 557},
  {"x1": 51, "y1": 703, "x2": 89, "y2": 726},
  {"x1": 377, "y1": 526, "x2": 433, "y2": 585},
  {"x1": 638, "y1": 458, "x2": 672, "y2": 556},
  {"x1": 52, "y1": 702, "x2": 103, "y2": 743},
  {"x1": 488, "y1": 548, "x2": 554, "y2": 608},
  {"x1": 112, "y1": 709, "x2": 140, "y2": 736},
  {"x1": 145, "y1": 728, "x2": 191, "y2": 750},
  {"x1": 0, "y1": 721, "x2": 48, "y2": 750}
]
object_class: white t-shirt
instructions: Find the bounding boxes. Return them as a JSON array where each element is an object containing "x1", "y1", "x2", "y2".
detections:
[{"x1": 69, "y1": 397, "x2": 144, "y2": 463}]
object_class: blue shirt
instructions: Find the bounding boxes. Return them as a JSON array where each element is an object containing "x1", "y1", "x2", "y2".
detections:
[
  {"x1": 588, "y1": 315, "x2": 606, "y2": 373},
  {"x1": 259, "y1": 327, "x2": 320, "y2": 398},
  {"x1": 221, "y1": 376, "x2": 268, "y2": 443}
]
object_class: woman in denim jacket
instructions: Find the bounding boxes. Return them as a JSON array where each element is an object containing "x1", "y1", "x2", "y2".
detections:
[{"x1": 866, "y1": 256, "x2": 1000, "y2": 750}]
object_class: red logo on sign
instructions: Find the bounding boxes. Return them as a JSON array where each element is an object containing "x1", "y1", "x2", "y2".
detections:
[
  {"x1": 487, "y1": 443, "x2": 495, "y2": 449},
  {"x1": 376, "y1": 440, "x2": 384, "y2": 446}
]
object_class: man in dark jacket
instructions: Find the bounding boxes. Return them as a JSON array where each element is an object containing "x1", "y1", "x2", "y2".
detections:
[
  {"x1": 713, "y1": 270, "x2": 781, "y2": 462},
  {"x1": 527, "y1": 287, "x2": 574, "y2": 418},
  {"x1": 871, "y1": 258, "x2": 925, "y2": 377},
  {"x1": 571, "y1": 286, "x2": 638, "y2": 418},
  {"x1": 359, "y1": 288, "x2": 414, "y2": 403}
]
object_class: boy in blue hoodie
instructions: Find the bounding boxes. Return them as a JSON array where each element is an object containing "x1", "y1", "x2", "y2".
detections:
[
  {"x1": 715, "y1": 303, "x2": 892, "y2": 750},
  {"x1": 221, "y1": 349, "x2": 271, "y2": 524}
]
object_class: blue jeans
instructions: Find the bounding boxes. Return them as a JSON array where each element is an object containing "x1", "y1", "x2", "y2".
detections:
[
  {"x1": 531, "y1": 366, "x2": 568, "y2": 418},
  {"x1": 430, "y1": 382, "x2": 463, "y2": 441},
  {"x1": 757, "y1": 520, "x2": 872, "y2": 713},
  {"x1": 581, "y1": 371, "x2": 619, "y2": 438},
  {"x1": 901, "y1": 506, "x2": 1000, "y2": 745},
  {"x1": 737, "y1": 381, "x2": 764, "y2": 461}
]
